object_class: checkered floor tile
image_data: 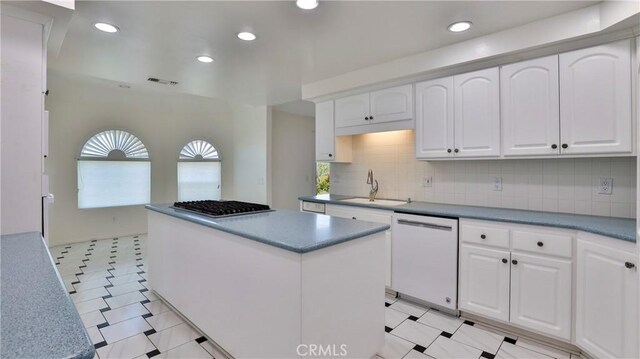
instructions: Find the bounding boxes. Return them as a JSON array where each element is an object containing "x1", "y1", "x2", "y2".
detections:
[{"x1": 51, "y1": 235, "x2": 576, "y2": 359}]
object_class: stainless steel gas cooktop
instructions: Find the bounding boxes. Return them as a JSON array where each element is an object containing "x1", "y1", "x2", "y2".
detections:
[{"x1": 171, "y1": 200, "x2": 273, "y2": 218}]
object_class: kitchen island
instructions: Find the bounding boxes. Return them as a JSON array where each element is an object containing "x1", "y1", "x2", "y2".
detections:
[{"x1": 145, "y1": 204, "x2": 389, "y2": 359}]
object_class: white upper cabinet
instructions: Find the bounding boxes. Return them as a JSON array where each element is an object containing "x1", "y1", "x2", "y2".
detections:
[
  {"x1": 334, "y1": 85, "x2": 414, "y2": 135},
  {"x1": 415, "y1": 77, "x2": 455, "y2": 159},
  {"x1": 315, "y1": 101, "x2": 352, "y2": 163},
  {"x1": 501, "y1": 56, "x2": 560, "y2": 156},
  {"x1": 416, "y1": 68, "x2": 500, "y2": 159},
  {"x1": 576, "y1": 235, "x2": 638, "y2": 359},
  {"x1": 559, "y1": 39, "x2": 632, "y2": 155},
  {"x1": 315, "y1": 101, "x2": 335, "y2": 161},
  {"x1": 454, "y1": 68, "x2": 501, "y2": 158},
  {"x1": 369, "y1": 85, "x2": 413, "y2": 124},
  {"x1": 334, "y1": 93, "x2": 370, "y2": 129}
]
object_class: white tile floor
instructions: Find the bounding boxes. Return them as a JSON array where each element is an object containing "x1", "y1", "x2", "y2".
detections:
[{"x1": 51, "y1": 235, "x2": 575, "y2": 359}]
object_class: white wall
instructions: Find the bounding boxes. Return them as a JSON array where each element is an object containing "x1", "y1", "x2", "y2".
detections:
[
  {"x1": 0, "y1": 14, "x2": 45, "y2": 235},
  {"x1": 271, "y1": 110, "x2": 316, "y2": 210},
  {"x1": 45, "y1": 71, "x2": 276, "y2": 246},
  {"x1": 330, "y1": 130, "x2": 637, "y2": 218},
  {"x1": 230, "y1": 104, "x2": 272, "y2": 204}
]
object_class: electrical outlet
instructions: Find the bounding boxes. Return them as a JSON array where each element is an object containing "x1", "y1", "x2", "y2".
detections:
[
  {"x1": 423, "y1": 176, "x2": 433, "y2": 187},
  {"x1": 493, "y1": 177, "x2": 503, "y2": 191},
  {"x1": 598, "y1": 177, "x2": 613, "y2": 195}
]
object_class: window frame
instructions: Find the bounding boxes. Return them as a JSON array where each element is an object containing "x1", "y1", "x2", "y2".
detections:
[
  {"x1": 77, "y1": 129, "x2": 152, "y2": 209},
  {"x1": 177, "y1": 139, "x2": 222, "y2": 201}
]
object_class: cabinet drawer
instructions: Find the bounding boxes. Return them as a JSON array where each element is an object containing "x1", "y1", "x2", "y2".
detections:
[
  {"x1": 460, "y1": 223, "x2": 509, "y2": 248},
  {"x1": 512, "y1": 230, "x2": 572, "y2": 258}
]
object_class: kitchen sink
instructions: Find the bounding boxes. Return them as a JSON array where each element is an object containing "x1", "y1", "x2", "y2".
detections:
[{"x1": 338, "y1": 197, "x2": 407, "y2": 206}]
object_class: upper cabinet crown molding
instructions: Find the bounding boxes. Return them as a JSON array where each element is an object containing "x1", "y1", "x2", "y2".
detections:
[
  {"x1": 334, "y1": 84, "x2": 413, "y2": 136},
  {"x1": 559, "y1": 39, "x2": 632, "y2": 155}
]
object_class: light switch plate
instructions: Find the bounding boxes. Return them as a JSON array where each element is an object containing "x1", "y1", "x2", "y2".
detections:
[
  {"x1": 598, "y1": 177, "x2": 613, "y2": 195},
  {"x1": 493, "y1": 177, "x2": 503, "y2": 191},
  {"x1": 423, "y1": 176, "x2": 433, "y2": 187}
]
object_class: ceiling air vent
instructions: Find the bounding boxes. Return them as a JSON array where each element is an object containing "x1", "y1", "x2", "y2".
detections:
[{"x1": 147, "y1": 77, "x2": 179, "y2": 86}]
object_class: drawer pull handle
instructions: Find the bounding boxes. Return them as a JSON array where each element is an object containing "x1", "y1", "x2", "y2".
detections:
[
  {"x1": 512, "y1": 259, "x2": 518, "y2": 265},
  {"x1": 537, "y1": 241, "x2": 544, "y2": 247},
  {"x1": 502, "y1": 258, "x2": 508, "y2": 264},
  {"x1": 480, "y1": 234, "x2": 486, "y2": 239},
  {"x1": 352, "y1": 217, "x2": 357, "y2": 220},
  {"x1": 625, "y1": 262, "x2": 635, "y2": 269},
  {"x1": 397, "y1": 219, "x2": 452, "y2": 231}
]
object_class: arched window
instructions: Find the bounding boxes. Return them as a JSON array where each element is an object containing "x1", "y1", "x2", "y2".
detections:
[
  {"x1": 177, "y1": 140, "x2": 221, "y2": 201},
  {"x1": 77, "y1": 130, "x2": 151, "y2": 208}
]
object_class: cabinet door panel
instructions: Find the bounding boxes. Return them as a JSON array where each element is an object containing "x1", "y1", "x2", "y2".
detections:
[
  {"x1": 459, "y1": 244, "x2": 510, "y2": 321},
  {"x1": 334, "y1": 93, "x2": 370, "y2": 128},
  {"x1": 576, "y1": 238, "x2": 638, "y2": 359},
  {"x1": 315, "y1": 101, "x2": 335, "y2": 162},
  {"x1": 454, "y1": 68, "x2": 501, "y2": 157},
  {"x1": 501, "y1": 56, "x2": 560, "y2": 156},
  {"x1": 510, "y1": 252, "x2": 571, "y2": 340},
  {"x1": 415, "y1": 77, "x2": 454, "y2": 159},
  {"x1": 370, "y1": 85, "x2": 413, "y2": 124},
  {"x1": 559, "y1": 39, "x2": 632, "y2": 155}
]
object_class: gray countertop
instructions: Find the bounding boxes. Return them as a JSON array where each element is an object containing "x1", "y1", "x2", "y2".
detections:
[
  {"x1": 145, "y1": 204, "x2": 390, "y2": 253},
  {"x1": 1, "y1": 232, "x2": 95, "y2": 359},
  {"x1": 299, "y1": 194, "x2": 636, "y2": 242}
]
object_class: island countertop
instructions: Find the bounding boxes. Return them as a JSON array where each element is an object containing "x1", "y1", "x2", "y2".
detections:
[
  {"x1": 1, "y1": 232, "x2": 95, "y2": 359},
  {"x1": 145, "y1": 204, "x2": 390, "y2": 253},
  {"x1": 299, "y1": 194, "x2": 636, "y2": 242}
]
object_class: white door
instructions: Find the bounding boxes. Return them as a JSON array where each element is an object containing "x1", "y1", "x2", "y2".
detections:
[
  {"x1": 315, "y1": 101, "x2": 335, "y2": 162},
  {"x1": 415, "y1": 77, "x2": 455, "y2": 159},
  {"x1": 501, "y1": 56, "x2": 560, "y2": 156},
  {"x1": 559, "y1": 39, "x2": 632, "y2": 155},
  {"x1": 576, "y1": 238, "x2": 638, "y2": 359},
  {"x1": 454, "y1": 68, "x2": 501, "y2": 158},
  {"x1": 369, "y1": 85, "x2": 413, "y2": 124},
  {"x1": 459, "y1": 244, "x2": 511, "y2": 321},
  {"x1": 334, "y1": 93, "x2": 370, "y2": 128},
  {"x1": 509, "y1": 252, "x2": 572, "y2": 340}
]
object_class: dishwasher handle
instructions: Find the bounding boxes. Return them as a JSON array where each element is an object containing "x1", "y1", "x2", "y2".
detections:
[{"x1": 396, "y1": 218, "x2": 453, "y2": 231}]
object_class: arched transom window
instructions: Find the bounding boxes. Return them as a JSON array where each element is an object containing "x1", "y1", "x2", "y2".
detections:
[
  {"x1": 77, "y1": 130, "x2": 151, "y2": 208},
  {"x1": 177, "y1": 140, "x2": 221, "y2": 201}
]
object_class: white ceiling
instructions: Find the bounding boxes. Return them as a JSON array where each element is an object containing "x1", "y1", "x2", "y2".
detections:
[{"x1": 50, "y1": 1, "x2": 599, "y2": 107}]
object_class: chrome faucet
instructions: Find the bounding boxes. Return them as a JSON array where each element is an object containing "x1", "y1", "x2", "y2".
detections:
[{"x1": 367, "y1": 169, "x2": 379, "y2": 201}]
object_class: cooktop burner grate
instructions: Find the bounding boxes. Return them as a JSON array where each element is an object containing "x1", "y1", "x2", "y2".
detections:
[{"x1": 171, "y1": 200, "x2": 272, "y2": 218}]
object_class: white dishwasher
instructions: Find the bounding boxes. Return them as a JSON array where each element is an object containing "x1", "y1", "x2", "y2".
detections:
[{"x1": 392, "y1": 212, "x2": 458, "y2": 311}]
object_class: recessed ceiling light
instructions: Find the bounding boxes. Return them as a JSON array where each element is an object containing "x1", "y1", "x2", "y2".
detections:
[
  {"x1": 448, "y1": 21, "x2": 472, "y2": 33},
  {"x1": 296, "y1": 0, "x2": 318, "y2": 10},
  {"x1": 197, "y1": 56, "x2": 214, "y2": 63},
  {"x1": 237, "y1": 32, "x2": 256, "y2": 41},
  {"x1": 94, "y1": 22, "x2": 119, "y2": 33}
]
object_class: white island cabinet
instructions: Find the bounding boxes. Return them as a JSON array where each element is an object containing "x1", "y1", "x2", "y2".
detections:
[{"x1": 146, "y1": 205, "x2": 387, "y2": 359}]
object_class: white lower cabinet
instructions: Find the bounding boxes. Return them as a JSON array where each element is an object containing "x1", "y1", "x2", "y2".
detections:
[
  {"x1": 509, "y1": 252, "x2": 572, "y2": 340},
  {"x1": 459, "y1": 244, "x2": 511, "y2": 322},
  {"x1": 325, "y1": 204, "x2": 393, "y2": 288},
  {"x1": 576, "y1": 234, "x2": 638, "y2": 359},
  {"x1": 459, "y1": 220, "x2": 573, "y2": 341}
]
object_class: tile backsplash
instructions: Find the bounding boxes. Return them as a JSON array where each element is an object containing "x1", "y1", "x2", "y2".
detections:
[{"x1": 329, "y1": 130, "x2": 637, "y2": 218}]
